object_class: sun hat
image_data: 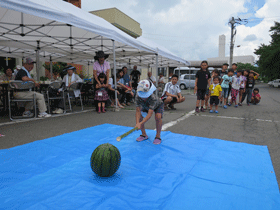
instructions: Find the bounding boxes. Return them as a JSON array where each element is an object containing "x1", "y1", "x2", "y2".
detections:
[
  {"x1": 137, "y1": 80, "x2": 157, "y2": 98},
  {"x1": 63, "y1": 65, "x2": 76, "y2": 72},
  {"x1": 94, "y1": 51, "x2": 109, "y2": 60}
]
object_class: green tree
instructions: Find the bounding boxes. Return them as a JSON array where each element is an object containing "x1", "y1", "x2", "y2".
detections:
[
  {"x1": 43, "y1": 61, "x2": 68, "y2": 78},
  {"x1": 236, "y1": 62, "x2": 258, "y2": 72},
  {"x1": 255, "y1": 21, "x2": 280, "y2": 81}
]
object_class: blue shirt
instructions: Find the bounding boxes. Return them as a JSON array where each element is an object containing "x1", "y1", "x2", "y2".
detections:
[
  {"x1": 221, "y1": 75, "x2": 232, "y2": 88},
  {"x1": 123, "y1": 74, "x2": 130, "y2": 86}
]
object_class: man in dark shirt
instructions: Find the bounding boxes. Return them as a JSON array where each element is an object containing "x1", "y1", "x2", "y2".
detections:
[
  {"x1": 130, "y1": 65, "x2": 141, "y2": 90},
  {"x1": 14, "y1": 57, "x2": 51, "y2": 118}
]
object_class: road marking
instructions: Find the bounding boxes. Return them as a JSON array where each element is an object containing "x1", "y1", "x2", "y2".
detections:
[
  {"x1": 0, "y1": 109, "x2": 95, "y2": 127},
  {"x1": 162, "y1": 110, "x2": 196, "y2": 131},
  {"x1": 195, "y1": 114, "x2": 280, "y2": 123}
]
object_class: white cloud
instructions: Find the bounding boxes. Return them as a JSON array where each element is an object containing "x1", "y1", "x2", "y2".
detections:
[{"x1": 82, "y1": 0, "x2": 280, "y2": 62}]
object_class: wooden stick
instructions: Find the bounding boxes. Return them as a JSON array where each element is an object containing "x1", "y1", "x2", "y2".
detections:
[{"x1": 116, "y1": 127, "x2": 138, "y2": 141}]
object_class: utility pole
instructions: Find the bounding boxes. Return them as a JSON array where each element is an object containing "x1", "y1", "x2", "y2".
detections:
[{"x1": 228, "y1": 17, "x2": 248, "y2": 67}]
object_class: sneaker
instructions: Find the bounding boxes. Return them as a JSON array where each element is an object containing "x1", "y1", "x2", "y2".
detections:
[
  {"x1": 223, "y1": 105, "x2": 227, "y2": 109},
  {"x1": 38, "y1": 112, "x2": 51, "y2": 118},
  {"x1": 52, "y1": 108, "x2": 58, "y2": 114},
  {"x1": 136, "y1": 135, "x2": 149, "y2": 142},
  {"x1": 56, "y1": 108, "x2": 63, "y2": 114},
  {"x1": 168, "y1": 105, "x2": 176, "y2": 110},
  {"x1": 215, "y1": 110, "x2": 219, "y2": 114},
  {"x1": 195, "y1": 107, "x2": 200, "y2": 113},
  {"x1": 200, "y1": 107, "x2": 205, "y2": 112},
  {"x1": 234, "y1": 105, "x2": 238, "y2": 108},
  {"x1": 22, "y1": 111, "x2": 34, "y2": 117},
  {"x1": 247, "y1": 103, "x2": 250, "y2": 106},
  {"x1": 153, "y1": 137, "x2": 162, "y2": 145},
  {"x1": 238, "y1": 103, "x2": 242, "y2": 106},
  {"x1": 0, "y1": 134, "x2": 5, "y2": 137},
  {"x1": 126, "y1": 102, "x2": 131, "y2": 106},
  {"x1": 228, "y1": 103, "x2": 231, "y2": 106},
  {"x1": 209, "y1": 110, "x2": 213, "y2": 113}
]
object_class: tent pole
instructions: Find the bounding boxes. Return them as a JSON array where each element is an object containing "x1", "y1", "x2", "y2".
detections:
[
  {"x1": 87, "y1": 61, "x2": 90, "y2": 77},
  {"x1": 156, "y1": 50, "x2": 159, "y2": 95},
  {"x1": 6, "y1": 57, "x2": 8, "y2": 66},
  {"x1": 50, "y1": 56, "x2": 53, "y2": 81},
  {"x1": 36, "y1": 40, "x2": 40, "y2": 81},
  {"x1": 113, "y1": 40, "x2": 118, "y2": 109}
]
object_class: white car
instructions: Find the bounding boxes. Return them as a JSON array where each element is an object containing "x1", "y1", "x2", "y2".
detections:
[{"x1": 268, "y1": 79, "x2": 280, "y2": 87}]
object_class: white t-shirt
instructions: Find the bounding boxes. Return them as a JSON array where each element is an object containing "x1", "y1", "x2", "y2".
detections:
[
  {"x1": 147, "y1": 76, "x2": 156, "y2": 83},
  {"x1": 108, "y1": 78, "x2": 115, "y2": 89},
  {"x1": 162, "y1": 82, "x2": 181, "y2": 99},
  {"x1": 231, "y1": 75, "x2": 243, "y2": 90},
  {"x1": 159, "y1": 77, "x2": 165, "y2": 83}
]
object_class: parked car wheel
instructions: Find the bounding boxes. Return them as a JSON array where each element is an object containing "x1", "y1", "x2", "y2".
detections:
[{"x1": 180, "y1": 84, "x2": 186, "y2": 90}]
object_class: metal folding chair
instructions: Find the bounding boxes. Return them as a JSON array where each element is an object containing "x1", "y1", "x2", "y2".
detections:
[
  {"x1": 65, "y1": 82, "x2": 83, "y2": 112},
  {"x1": 46, "y1": 81, "x2": 65, "y2": 114},
  {"x1": 8, "y1": 81, "x2": 36, "y2": 120}
]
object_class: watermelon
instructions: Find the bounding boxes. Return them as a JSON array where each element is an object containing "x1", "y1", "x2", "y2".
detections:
[{"x1": 90, "y1": 143, "x2": 121, "y2": 177}]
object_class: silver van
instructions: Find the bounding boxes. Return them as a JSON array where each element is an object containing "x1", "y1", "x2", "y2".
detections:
[{"x1": 178, "y1": 74, "x2": 196, "y2": 89}]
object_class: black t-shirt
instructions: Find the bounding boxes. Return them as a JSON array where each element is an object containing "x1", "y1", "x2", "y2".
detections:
[
  {"x1": 220, "y1": 71, "x2": 228, "y2": 78},
  {"x1": 246, "y1": 77, "x2": 255, "y2": 89},
  {"x1": 195, "y1": 70, "x2": 211, "y2": 90},
  {"x1": 130, "y1": 70, "x2": 141, "y2": 81},
  {"x1": 15, "y1": 69, "x2": 28, "y2": 81}
]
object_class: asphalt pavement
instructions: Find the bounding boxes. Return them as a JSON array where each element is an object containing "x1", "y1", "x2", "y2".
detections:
[{"x1": 1, "y1": 83, "x2": 280, "y2": 188}]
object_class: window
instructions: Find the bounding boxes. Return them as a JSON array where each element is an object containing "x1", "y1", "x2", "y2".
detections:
[{"x1": 158, "y1": 67, "x2": 167, "y2": 76}]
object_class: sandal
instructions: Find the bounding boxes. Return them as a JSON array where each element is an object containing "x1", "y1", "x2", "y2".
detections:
[
  {"x1": 153, "y1": 137, "x2": 162, "y2": 145},
  {"x1": 136, "y1": 135, "x2": 149, "y2": 142}
]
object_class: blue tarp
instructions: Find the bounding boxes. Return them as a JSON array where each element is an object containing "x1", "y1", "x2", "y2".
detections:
[{"x1": 0, "y1": 124, "x2": 279, "y2": 209}]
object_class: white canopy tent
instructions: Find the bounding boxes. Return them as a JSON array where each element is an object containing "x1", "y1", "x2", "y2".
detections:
[{"x1": 0, "y1": 0, "x2": 189, "y2": 100}]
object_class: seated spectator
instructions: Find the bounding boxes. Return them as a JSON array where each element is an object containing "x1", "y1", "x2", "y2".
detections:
[
  {"x1": 14, "y1": 57, "x2": 51, "y2": 118},
  {"x1": 108, "y1": 75, "x2": 123, "y2": 108},
  {"x1": 118, "y1": 70, "x2": 134, "y2": 106},
  {"x1": 13, "y1": 65, "x2": 21, "y2": 77},
  {"x1": 251, "y1": 88, "x2": 261, "y2": 105},
  {"x1": 161, "y1": 75, "x2": 185, "y2": 110},
  {"x1": 158, "y1": 74, "x2": 165, "y2": 84},
  {"x1": 52, "y1": 65, "x2": 83, "y2": 114},
  {"x1": 147, "y1": 72, "x2": 156, "y2": 85},
  {"x1": 0, "y1": 67, "x2": 15, "y2": 81}
]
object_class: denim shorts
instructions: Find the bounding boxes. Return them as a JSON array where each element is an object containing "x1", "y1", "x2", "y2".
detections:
[{"x1": 221, "y1": 88, "x2": 229, "y2": 98}]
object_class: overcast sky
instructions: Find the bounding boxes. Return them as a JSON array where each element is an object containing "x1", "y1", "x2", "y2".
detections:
[{"x1": 81, "y1": 0, "x2": 280, "y2": 62}]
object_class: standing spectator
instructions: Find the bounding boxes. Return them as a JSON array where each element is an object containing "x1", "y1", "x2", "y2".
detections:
[
  {"x1": 232, "y1": 63, "x2": 238, "y2": 74},
  {"x1": 244, "y1": 72, "x2": 255, "y2": 106},
  {"x1": 108, "y1": 75, "x2": 123, "y2": 108},
  {"x1": 161, "y1": 74, "x2": 185, "y2": 110},
  {"x1": 147, "y1": 72, "x2": 156, "y2": 85},
  {"x1": 93, "y1": 51, "x2": 110, "y2": 86},
  {"x1": 209, "y1": 76, "x2": 222, "y2": 113},
  {"x1": 220, "y1": 69, "x2": 233, "y2": 109},
  {"x1": 14, "y1": 57, "x2": 51, "y2": 118},
  {"x1": 205, "y1": 69, "x2": 219, "y2": 110},
  {"x1": 130, "y1": 65, "x2": 141, "y2": 90},
  {"x1": 238, "y1": 70, "x2": 247, "y2": 106},
  {"x1": 228, "y1": 69, "x2": 243, "y2": 107},
  {"x1": 0, "y1": 67, "x2": 15, "y2": 81},
  {"x1": 95, "y1": 73, "x2": 109, "y2": 113},
  {"x1": 194, "y1": 61, "x2": 211, "y2": 113},
  {"x1": 220, "y1": 63, "x2": 228, "y2": 78},
  {"x1": 118, "y1": 71, "x2": 134, "y2": 106}
]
